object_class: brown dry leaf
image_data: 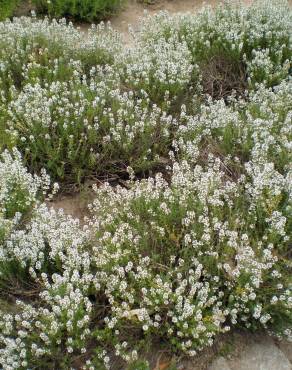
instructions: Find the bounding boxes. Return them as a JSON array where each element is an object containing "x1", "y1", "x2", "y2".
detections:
[{"x1": 153, "y1": 359, "x2": 172, "y2": 370}]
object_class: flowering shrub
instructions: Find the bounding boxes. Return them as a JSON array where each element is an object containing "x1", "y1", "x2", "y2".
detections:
[
  {"x1": 89, "y1": 157, "x2": 291, "y2": 356},
  {"x1": 33, "y1": 0, "x2": 126, "y2": 22},
  {"x1": 7, "y1": 75, "x2": 174, "y2": 182},
  {"x1": 0, "y1": 17, "x2": 121, "y2": 91},
  {"x1": 138, "y1": 0, "x2": 292, "y2": 93},
  {"x1": 0, "y1": 1, "x2": 292, "y2": 368},
  {"x1": 174, "y1": 80, "x2": 292, "y2": 174},
  {"x1": 0, "y1": 139, "x2": 291, "y2": 367},
  {"x1": 118, "y1": 36, "x2": 197, "y2": 107},
  {"x1": 0, "y1": 202, "x2": 93, "y2": 369},
  {"x1": 0, "y1": 149, "x2": 50, "y2": 219},
  {"x1": 1, "y1": 1, "x2": 292, "y2": 184}
]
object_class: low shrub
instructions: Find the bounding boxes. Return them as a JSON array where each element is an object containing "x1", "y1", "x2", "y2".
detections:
[
  {"x1": 0, "y1": 1, "x2": 291, "y2": 186},
  {"x1": 118, "y1": 35, "x2": 198, "y2": 109},
  {"x1": 174, "y1": 80, "x2": 292, "y2": 175},
  {"x1": 0, "y1": 149, "x2": 50, "y2": 220},
  {"x1": 0, "y1": 133, "x2": 291, "y2": 367},
  {"x1": 0, "y1": 17, "x2": 121, "y2": 92},
  {"x1": 88, "y1": 157, "x2": 291, "y2": 357},
  {"x1": 0, "y1": 149, "x2": 52, "y2": 308},
  {"x1": 33, "y1": 0, "x2": 126, "y2": 22},
  {"x1": 138, "y1": 0, "x2": 292, "y2": 94},
  {"x1": 7, "y1": 74, "x2": 173, "y2": 183}
]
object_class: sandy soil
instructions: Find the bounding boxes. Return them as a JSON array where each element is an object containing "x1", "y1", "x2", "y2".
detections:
[{"x1": 46, "y1": 189, "x2": 95, "y2": 222}]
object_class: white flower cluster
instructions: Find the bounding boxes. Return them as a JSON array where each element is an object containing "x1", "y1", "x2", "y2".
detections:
[
  {"x1": 120, "y1": 36, "x2": 195, "y2": 102},
  {"x1": 88, "y1": 153, "x2": 291, "y2": 358},
  {"x1": 138, "y1": 0, "x2": 292, "y2": 87},
  {"x1": 0, "y1": 155, "x2": 94, "y2": 369},
  {"x1": 7, "y1": 74, "x2": 174, "y2": 180},
  {"x1": 0, "y1": 148, "x2": 49, "y2": 219},
  {"x1": 175, "y1": 80, "x2": 292, "y2": 160},
  {"x1": 1, "y1": 0, "x2": 291, "y2": 184},
  {"x1": 1, "y1": 146, "x2": 290, "y2": 368},
  {"x1": 0, "y1": 16, "x2": 121, "y2": 69}
]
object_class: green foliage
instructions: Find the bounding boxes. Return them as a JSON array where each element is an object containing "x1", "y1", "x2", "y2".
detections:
[
  {"x1": 139, "y1": 0, "x2": 292, "y2": 91},
  {"x1": 0, "y1": 1, "x2": 291, "y2": 185},
  {"x1": 127, "y1": 359, "x2": 150, "y2": 370},
  {"x1": 0, "y1": 18, "x2": 120, "y2": 92},
  {"x1": 0, "y1": 0, "x2": 18, "y2": 21},
  {"x1": 8, "y1": 76, "x2": 172, "y2": 183},
  {"x1": 0, "y1": 117, "x2": 10, "y2": 152},
  {"x1": 33, "y1": 0, "x2": 126, "y2": 21},
  {"x1": 0, "y1": 149, "x2": 49, "y2": 219}
]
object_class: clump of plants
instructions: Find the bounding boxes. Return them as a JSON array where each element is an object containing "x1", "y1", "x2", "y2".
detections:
[
  {"x1": 0, "y1": 100, "x2": 291, "y2": 366},
  {"x1": 33, "y1": 0, "x2": 126, "y2": 22},
  {"x1": 0, "y1": 17, "x2": 121, "y2": 91},
  {"x1": 0, "y1": 2, "x2": 291, "y2": 368},
  {"x1": 138, "y1": 0, "x2": 292, "y2": 97},
  {"x1": 7, "y1": 74, "x2": 173, "y2": 183},
  {"x1": 0, "y1": 1, "x2": 291, "y2": 186}
]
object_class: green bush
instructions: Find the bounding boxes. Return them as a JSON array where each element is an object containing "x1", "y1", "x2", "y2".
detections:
[
  {"x1": 138, "y1": 0, "x2": 292, "y2": 95},
  {"x1": 1, "y1": 1, "x2": 291, "y2": 186},
  {"x1": 33, "y1": 0, "x2": 126, "y2": 21},
  {"x1": 0, "y1": 18, "x2": 121, "y2": 91},
  {"x1": 8, "y1": 77, "x2": 172, "y2": 183},
  {"x1": 0, "y1": 0, "x2": 18, "y2": 21}
]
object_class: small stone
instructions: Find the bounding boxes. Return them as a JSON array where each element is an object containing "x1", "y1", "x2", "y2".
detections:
[
  {"x1": 208, "y1": 356, "x2": 231, "y2": 370},
  {"x1": 229, "y1": 337, "x2": 291, "y2": 370},
  {"x1": 277, "y1": 341, "x2": 292, "y2": 364}
]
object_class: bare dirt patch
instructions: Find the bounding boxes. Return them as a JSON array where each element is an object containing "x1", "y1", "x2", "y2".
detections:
[{"x1": 46, "y1": 189, "x2": 94, "y2": 222}]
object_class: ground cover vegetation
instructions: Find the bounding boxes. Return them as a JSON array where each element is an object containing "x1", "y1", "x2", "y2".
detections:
[
  {"x1": 0, "y1": 1, "x2": 291, "y2": 369},
  {"x1": 0, "y1": 0, "x2": 126, "y2": 22},
  {"x1": 32, "y1": 0, "x2": 126, "y2": 22},
  {"x1": 0, "y1": 0, "x2": 19, "y2": 21}
]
